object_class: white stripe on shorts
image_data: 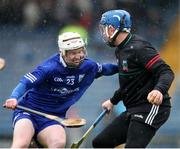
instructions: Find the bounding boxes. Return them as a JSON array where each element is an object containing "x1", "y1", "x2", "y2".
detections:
[{"x1": 145, "y1": 105, "x2": 159, "y2": 125}]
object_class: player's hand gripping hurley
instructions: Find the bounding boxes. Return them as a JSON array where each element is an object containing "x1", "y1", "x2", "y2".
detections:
[
  {"x1": 70, "y1": 109, "x2": 108, "y2": 148},
  {"x1": 5, "y1": 105, "x2": 86, "y2": 128}
]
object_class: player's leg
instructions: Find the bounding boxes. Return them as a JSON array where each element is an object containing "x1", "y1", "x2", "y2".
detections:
[
  {"x1": 92, "y1": 111, "x2": 130, "y2": 148},
  {"x1": 125, "y1": 120, "x2": 156, "y2": 148},
  {"x1": 125, "y1": 106, "x2": 170, "y2": 148},
  {"x1": 37, "y1": 124, "x2": 66, "y2": 148},
  {"x1": 11, "y1": 119, "x2": 35, "y2": 148}
]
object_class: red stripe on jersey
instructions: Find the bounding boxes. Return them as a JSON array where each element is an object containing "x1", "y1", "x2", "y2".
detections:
[{"x1": 145, "y1": 55, "x2": 160, "y2": 70}]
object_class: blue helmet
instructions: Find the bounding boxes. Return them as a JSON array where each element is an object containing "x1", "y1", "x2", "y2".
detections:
[
  {"x1": 99, "y1": 10, "x2": 132, "y2": 47},
  {"x1": 99, "y1": 9, "x2": 132, "y2": 33}
]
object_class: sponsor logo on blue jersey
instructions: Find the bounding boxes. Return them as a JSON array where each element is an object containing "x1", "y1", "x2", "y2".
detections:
[{"x1": 51, "y1": 87, "x2": 79, "y2": 95}]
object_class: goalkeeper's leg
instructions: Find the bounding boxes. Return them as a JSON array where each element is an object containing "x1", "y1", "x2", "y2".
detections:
[{"x1": 125, "y1": 120, "x2": 156, "y2": 148}]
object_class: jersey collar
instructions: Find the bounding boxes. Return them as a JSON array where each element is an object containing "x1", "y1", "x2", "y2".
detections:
[{"x1": 117, "y1": 33, "x2": 132, "y2": 49}]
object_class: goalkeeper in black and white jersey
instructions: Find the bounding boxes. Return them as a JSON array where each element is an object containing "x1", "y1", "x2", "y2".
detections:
[{"x1": 93, "y1": 9, "x2": 174, "y2": 148}]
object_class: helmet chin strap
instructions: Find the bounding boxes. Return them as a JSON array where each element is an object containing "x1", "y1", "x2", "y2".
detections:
[{"x1": 105, "y1": 26, "x2": 120, "y2": 47}]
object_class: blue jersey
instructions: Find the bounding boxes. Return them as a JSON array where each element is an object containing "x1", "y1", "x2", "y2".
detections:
[{"x1": 17, "y1": 53, "x2": 118, "y2": 117}]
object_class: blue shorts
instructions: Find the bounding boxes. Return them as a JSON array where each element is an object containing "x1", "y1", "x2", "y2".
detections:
[{"x1": 12, "y1": 109, "x2": 64, "y2": 136}]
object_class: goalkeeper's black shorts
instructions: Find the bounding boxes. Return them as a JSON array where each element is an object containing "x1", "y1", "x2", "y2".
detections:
[{"x1": 92, "y1": 105, "x2": 170, "y2": 148}]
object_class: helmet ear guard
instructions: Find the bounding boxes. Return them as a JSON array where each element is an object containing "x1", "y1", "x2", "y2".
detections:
[
  {"x1": 58, "y1": 32, "x2": 86, "y2": 56},
  {"x1": 120, "y1": 14, "x2": 131, "y2": 33}
]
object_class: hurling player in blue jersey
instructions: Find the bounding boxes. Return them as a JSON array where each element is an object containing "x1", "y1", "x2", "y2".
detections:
[{"x1": 3, "y1": 32, "x2": 118, "y2": 148}]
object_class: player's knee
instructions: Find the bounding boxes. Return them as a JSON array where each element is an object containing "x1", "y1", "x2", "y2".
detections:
[
  {"x1": 125, "y1": 140, "x2": 148, "y2": 148},
  {"x1": 48, "y1": 139, "x2": 66, "y2": 148},
  {"x1": 93, "y1": 135, "x2": 117, "y2": 148},
  {"x1": 11, "y1": 141, "x2": 30, "y2": 148},
  {"x1": 92, "y1": 137, "x2": 104, "y2": 148}
]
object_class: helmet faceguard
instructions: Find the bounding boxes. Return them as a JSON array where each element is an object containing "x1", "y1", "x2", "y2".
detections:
[
  {"x1": 58, "y1": 32, "x2": 87, "y2": 68},
  {"x1": 99, "y1": 24, "x2": 119, "y2": 47},
  {"x1": 99, "y1": 24, "x2": 109, "y2": 43},
  {"x1": 58, "y1": 32, "x2": 86, "y2": 55},
  {"x1": 99, "y1": 10, "x2": 132, "y2": 47}
]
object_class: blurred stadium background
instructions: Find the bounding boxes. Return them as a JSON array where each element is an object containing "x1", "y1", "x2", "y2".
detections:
[{"x1": 0, "y1": 0, "x2": 179, "y2": 148}]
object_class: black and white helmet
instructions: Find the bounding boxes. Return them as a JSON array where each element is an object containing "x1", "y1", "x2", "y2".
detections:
[{"x1": 58, "y1": 32, "x2": 86, "y2": 55}]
